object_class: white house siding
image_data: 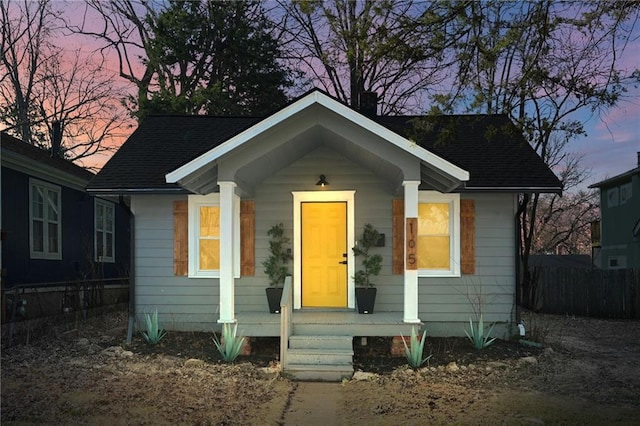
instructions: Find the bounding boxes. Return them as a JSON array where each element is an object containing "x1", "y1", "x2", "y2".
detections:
[
  {"x1": 236, "y1": 145, "x2": 402, "y2": 312},
  {"x1": 131, "y1": 194, "x2": 220, "y2": 331},
  {"x1": 419, "y1": 193, "x2": 517, "y2": 337},
  {"x1": 131, "y1": 151, "x2": 517, "y2": 337}
]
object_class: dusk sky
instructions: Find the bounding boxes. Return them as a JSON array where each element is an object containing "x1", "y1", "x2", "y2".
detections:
[{"x1": 48, "y1": 3, "x2": 640, "y2": 189}]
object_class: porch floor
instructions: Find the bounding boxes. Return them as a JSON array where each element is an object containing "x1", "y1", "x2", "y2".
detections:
[{"x1": 236, "y1": 310, "x2": 421, "y2": 337}]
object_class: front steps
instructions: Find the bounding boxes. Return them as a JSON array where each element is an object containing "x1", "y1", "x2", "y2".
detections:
[{"x1": 284, "y1": 335, "x2": 354, "y2": 381}]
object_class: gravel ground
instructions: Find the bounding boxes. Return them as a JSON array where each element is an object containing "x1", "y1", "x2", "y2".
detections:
[{"x1": 2, "y1": 310, "x2": 639, "y2": 424}]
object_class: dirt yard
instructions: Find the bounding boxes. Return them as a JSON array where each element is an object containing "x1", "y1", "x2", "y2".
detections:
[{"x1": 2, "y1": 311, "x2": 639, "y2": 425}]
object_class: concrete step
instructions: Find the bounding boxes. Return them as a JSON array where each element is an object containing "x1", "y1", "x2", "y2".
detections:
[
  {"x1": 286, "y1": 348, "x2": 353, "y2": 365},
  {"x1": 285, "y1": 364, "x2": 354, "y2": 381},
  {"x1": 288, "y1": 335, "x2": 353, "y2": 350}
]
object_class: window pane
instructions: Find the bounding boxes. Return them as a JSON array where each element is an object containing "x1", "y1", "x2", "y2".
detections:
[
  {"x1": 106, "y1": 206, "x2": 114, "y2": 232},
  {"x1": 96, "y1": 204, "x2": 104, "y2": 229},
  {"x1": 200, "y1": 206, "x2": 220, "y2": 237},
  {"x1": 418, "y1": 203, "x2": 449, "y2": 235},
  {"x1": 33, "y1": 220, "x2": 44, "y2": 252},
  {"x1": 418, "y1": 202, "x2": 451, "y2": 270},
  {"x1": 47, "y1": 190, "x2": 59, "y2": 221},
  {"x1": 200, "y1": 239, "x2": 220, "y2": 270},
  {"x1": 417, "y1": 236, "x2": 450, "y2": 269},
  {"x1": 32, "y1": 187, "x2": 43, "y2": 219},
  {"x1": 48, "y1": 223, "x2": 59, "y2": 253},
  {"x1": 106, "y1": 233, "x2": 113, "y2": 257},
  {"x1": 97, "y1": 231, "x2": 104, "y2": 257}
]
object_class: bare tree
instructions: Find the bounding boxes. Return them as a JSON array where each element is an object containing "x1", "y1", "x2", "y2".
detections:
[
  {"x1": 432, "y1": 1, "x2": 639, "y2": 306},
  {"x1": 277, "y1": 0, "x2": 465, "y2": 114},
  {"x1": 0, "y1": 0, "x2": 129, "y2": 165}
]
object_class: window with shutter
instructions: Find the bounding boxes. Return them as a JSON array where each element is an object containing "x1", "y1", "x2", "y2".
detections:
[
  {"x1": 460, "y1": 199, "x2": 475, "y2": 275},
  {"x1": 173, "y1": 200, "x2": 188, "y2": 276},
  {"x1": 240, "y1": 200, "x2": 255, "y2": 276}
]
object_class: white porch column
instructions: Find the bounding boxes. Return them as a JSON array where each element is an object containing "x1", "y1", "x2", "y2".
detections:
[
  {"x1": 218, "y1": 181, "x2": 236, "y2": 323},
  {"x1": 403, "y1": 180, "x2": 421, "y2": 323}
]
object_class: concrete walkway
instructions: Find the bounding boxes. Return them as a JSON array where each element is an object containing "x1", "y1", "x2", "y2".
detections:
[{"x1": 282, "y1": 382, "x2": 345, "y2": 425}]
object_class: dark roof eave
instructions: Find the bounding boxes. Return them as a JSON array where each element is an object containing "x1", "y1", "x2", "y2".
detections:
[
  {"x1": 589, "y1": 167, "x2": 640, "y2": 188},
  {"x1": 86, "y1": 187, "x2": 191, "y2": 195},
  {"x1": 462, "y1": 186, "x2": 563, "y2": 194}
]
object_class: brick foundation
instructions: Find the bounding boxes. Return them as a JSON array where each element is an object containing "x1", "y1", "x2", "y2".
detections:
[
  {"x1": 390, "y1": 334, "x2": 422, "y2": 357},
  {"x1": 222, "y1": 336, "x2": 252, "y2": 356}
]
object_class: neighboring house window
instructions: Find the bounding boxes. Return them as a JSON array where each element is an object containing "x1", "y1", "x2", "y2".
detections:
[
  {"x1": 95, "y1": 199, "x2": 115, "y2": 262},
  {"x1": 620, "y1": 183, "x2": 632, "y2": 204},
  {"x1": 607, "y1": 187, "x2": 619, "y2": 208},
  {"x1": 417, "y1": 191, "x2": 460, "y2": 277},
  {"x1": 188, "y1": 194, "x2": 229, "y2": 278},
  {"x1": 29, "y1": 178, "x2": 62, "y2": 260},
  {"x1": 608, "y1": 256, "x2": 626, "y2": 269}
]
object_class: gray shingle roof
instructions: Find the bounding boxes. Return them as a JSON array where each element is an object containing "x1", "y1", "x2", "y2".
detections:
[
  {"x1": 376, "y1": 115, "x2": 562, "y2": 191},
  {"x1": 88, "y1": 115, "x2": 260, "y2": 192},
  {"x1": 88, "y1": 100, "x2": 561, "y2": 193}
]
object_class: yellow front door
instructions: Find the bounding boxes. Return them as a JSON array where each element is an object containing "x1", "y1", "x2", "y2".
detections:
[{"x1": 301, "y1": 202, "x2": 348, "y2": 307}]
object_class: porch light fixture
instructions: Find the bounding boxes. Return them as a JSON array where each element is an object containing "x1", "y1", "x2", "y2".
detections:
[{"x1": 316, "y1": 174, "x2": 329, "y2": 187}]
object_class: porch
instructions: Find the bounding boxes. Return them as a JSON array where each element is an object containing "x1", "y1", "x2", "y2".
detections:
[
  {"x1": 236, "y1": 277, "x2": 423, "y2": 381},
  {"x1": 236, "y1": 310, "x2": 420, "y2": 337}
]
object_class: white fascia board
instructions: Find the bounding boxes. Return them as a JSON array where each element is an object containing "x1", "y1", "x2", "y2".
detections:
[
  {"x1": 166, "y1": 90, "x2": 469, "y2": 184},
  {"x1": 166, "y1": 93, "x2": 321, "y2": 184},
  {"x1": 317, "y1": 95, "x2": 469, "y2": 182}
]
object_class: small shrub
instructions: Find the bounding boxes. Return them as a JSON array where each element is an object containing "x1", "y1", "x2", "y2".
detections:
[
  {"x1": 141, "y1": 309, "x2": 166, "y2": 345},
  {"x1": 521, "y1": 311, "x2": 556, "y2": 345},
  {"x1": 212, "y1": 323, "x2": 245, "y2": 363},
  {"x1": 464, "y1": 315, "x2": 496, "y2": 350},
  {"x1": 401, "y1": 326, "x2": 432, "y2": 368}
]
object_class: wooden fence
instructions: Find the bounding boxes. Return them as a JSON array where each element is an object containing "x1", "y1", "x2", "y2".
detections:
[{"x1": 531, "y1": 267, "x2": 640, "y2": 319}]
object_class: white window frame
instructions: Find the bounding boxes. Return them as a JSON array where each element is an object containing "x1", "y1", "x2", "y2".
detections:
[
  {"x1": 417, "y1": 191, "x2": 460, "y2": 277},
  {"x1": 188, "y1": 193, "x2": 240, "y2": 278},
  {"x1": 29, "y1": 178, "x2": 62, "y2": 260},
  {"x1": 94, "y1": 199, "x2": 115, "y2": 263}
]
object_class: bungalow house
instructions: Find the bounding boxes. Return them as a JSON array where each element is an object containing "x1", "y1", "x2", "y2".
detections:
[
  {"x1": 1, "y1": 130, "x2": 130, "y2": 321},
  {"x1": 589, "y1": 153, "x2": 640, "y2": 269},
  {"x1": 87, "y1": 90, "x2": 561, "y2": 379}
]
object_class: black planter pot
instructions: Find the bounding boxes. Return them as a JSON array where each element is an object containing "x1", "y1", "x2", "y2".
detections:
[
  {"x1": 355, "y1": 287, "x2": 377, "y2": 314},
  {"x1": 265, "y1": 287, "x2": 284, "y2": 314}
]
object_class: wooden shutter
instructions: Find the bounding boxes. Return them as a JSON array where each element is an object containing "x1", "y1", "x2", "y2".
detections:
[
  {"x1": 392, "y1": 199, "x2": 404, "y2": 274},
  {"x1": 460, "y1": 199, "x2": 475, "y2": 275},
  {"x1": 174, "y1": 200, "x2": 188, "y2": 276},
  {"x1": 240, "y1": 200, "x2": 255, "y2": 276}
]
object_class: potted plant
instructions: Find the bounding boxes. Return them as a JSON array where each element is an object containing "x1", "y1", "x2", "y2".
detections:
[
  {"x1": 353, "y1": 223, "x2": 382, "y2": 314},
  {"x1": 262, "y1": 223, "x2": 293, "y2": 313}
]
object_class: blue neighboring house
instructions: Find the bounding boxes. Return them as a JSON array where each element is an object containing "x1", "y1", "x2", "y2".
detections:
[
  {"x1": 1, "y1": 131, "x2": 130, "y2": 319},
  {"x1": 589, "y1": 152, "x2": 640, "y2": 269}
]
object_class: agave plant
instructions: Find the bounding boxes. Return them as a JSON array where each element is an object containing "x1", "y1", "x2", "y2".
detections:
[
  {"x1": 141, "y1": 309, "x2": 166, "y2": 345},
  {"x1": 401, "y1": 326, "x2": 432, "y2": 368},
  {"x1": 465, "y1": 315, "x2": 497, "y2": 350},
  {"x1": 212, "y1": 323, "x2": 245, "y2": 363}
]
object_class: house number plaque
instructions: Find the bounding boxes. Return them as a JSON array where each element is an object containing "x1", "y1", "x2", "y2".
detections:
[{"x1": 406, "y1": 217, "x2": 418, "y2": 270}]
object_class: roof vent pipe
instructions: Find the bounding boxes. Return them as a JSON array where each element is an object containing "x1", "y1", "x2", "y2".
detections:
[
  {"x1": 358, "y1": 91, "x2": 378, "y2": 118},
  {"x1": 51, "y1": 121, "x2": 62, "y2": 158},
  {"x1": 637, "y1": 151, "x2": 640, "y2": 167}
]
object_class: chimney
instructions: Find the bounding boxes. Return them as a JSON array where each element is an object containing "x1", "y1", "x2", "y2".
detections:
[
  {"x1": 51, "y1": 121, "x2": 62, "y2": 158},
  {"x1": 358, "y1": 91, "x2": 378, "y2": 118},
  {"x1": 637, "y1": 152, "x2": 640, "y2": 167}
]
